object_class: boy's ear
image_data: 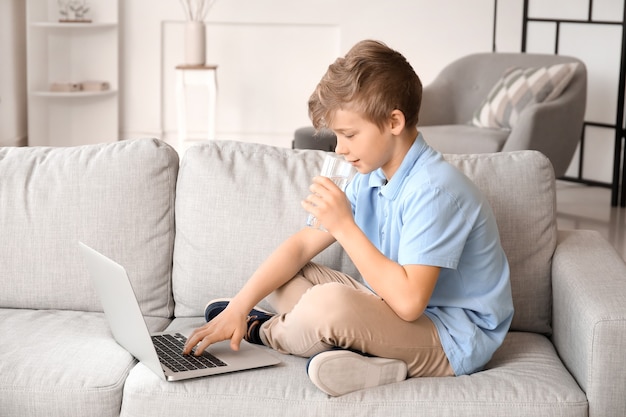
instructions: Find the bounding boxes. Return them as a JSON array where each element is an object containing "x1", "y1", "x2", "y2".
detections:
[{"x1": 389, "y1": 109, "x2": 406, "y2": 135}]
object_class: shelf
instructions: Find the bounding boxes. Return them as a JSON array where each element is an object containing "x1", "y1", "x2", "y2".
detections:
[
  {"x1": 27, "y1": 0, "x2": 119, "y2": 146},
  {"x1": 30, "y1": 22, "x2": 117, "y2": 29},
  {"x1": 30, "y1": 90, "x2": 118, "y2": 98}
]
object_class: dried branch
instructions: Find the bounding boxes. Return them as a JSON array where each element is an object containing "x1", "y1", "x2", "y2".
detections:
[{"x1": 179, "y1": 0, "x2": 217, "y2": 21}]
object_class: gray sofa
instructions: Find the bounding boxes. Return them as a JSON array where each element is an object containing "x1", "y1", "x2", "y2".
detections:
[{"x1": 1, "y1": 138, "x2": 625, "y2": 417}]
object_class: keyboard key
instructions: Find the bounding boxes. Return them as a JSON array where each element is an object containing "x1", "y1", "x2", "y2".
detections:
[{"x1": 152, "y1": 333, "x2": 227, "y2": 372}]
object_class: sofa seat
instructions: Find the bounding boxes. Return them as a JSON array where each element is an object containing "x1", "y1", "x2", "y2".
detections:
[
  {"x1": 419, "y1": 125, "x2": 509, "y2": 154},
  {"x1": 0, "y1": 309, "x2": 169, "y2": 417},
  {"x1": 117, "y1": 319, "x2": 586, "y2": 417}
]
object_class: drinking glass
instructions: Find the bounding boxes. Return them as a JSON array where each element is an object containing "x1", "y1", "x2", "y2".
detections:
[{"x1": 306, "y1": 154, "x2": 356, "y2": 231}]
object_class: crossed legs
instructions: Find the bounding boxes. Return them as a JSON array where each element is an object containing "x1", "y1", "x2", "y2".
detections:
[{"x1": 261, "y1": 262, "x2": 453, "y2": 378}]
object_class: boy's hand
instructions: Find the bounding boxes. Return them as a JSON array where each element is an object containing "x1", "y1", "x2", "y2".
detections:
[
  {"x1": 182, "y1": 306, "x2": 247, "y2": 355},
  {"x1": 302, "y1": 176, "x2": 353, "y2": 233}
]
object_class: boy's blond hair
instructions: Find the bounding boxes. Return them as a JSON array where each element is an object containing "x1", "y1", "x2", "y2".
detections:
[{"x1": 308, "y1": 40, "x2": 422, "y2": 132}]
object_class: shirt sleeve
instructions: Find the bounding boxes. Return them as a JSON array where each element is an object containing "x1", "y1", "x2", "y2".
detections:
[
  {"x1": 398, "y1": 185, "x2": 473, "y2": 269},
  {"x1": 345, "y1": 173, "x2": 361, "y2": 214}
]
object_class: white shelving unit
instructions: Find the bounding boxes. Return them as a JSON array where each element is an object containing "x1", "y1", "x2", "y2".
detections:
[{"x1": 26, "y1": 0, "x2": 119, "y2": 146}]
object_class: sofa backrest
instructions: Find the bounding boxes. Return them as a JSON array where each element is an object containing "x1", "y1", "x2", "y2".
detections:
[
  {"x1": 173, "y1": 141, "x2": 557, "y2": 334},
  {"x1": 444, "y1": 151, "x2": 557, "y2": 334},
  {"x1": 0, "y1": 139, "x2": 178, "y2": 318},
  {"x1": 173, "y1": 141, "x2": 358, "y2": 316}
]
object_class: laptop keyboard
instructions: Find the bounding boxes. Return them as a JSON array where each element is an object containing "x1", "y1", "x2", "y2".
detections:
[{"x1": 152, "y1": 333, "x2": 227, "y2": 373}]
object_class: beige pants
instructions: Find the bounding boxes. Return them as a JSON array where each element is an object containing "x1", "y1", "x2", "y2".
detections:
[{"x1": 261, "y1": 262, "x2": 454, "y2": 378}]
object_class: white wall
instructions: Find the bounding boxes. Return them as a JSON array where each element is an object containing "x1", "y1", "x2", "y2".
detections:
[
  {"x1": 0, "y1": 0, "x2": 27, "y2": 147},
  {"x1": 119, "y1": 0, "x2": 502, "y2": 148},
  {"x1": 2, "y1": 0, "x2": 623, "y2": 184}
]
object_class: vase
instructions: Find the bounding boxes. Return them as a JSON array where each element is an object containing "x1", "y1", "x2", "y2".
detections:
[{"x1": 184, "y1": 21, "x2": 206, "y2": 66}]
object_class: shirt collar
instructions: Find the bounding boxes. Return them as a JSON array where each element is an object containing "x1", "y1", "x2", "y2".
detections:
[{"x1": 367, "y1": 133, "x2": 428, "y2": 200}]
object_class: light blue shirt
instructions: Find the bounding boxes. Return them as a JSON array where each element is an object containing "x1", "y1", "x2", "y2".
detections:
[{"x1": 345, "y1": 133, "x2": 514, "y2": 375}]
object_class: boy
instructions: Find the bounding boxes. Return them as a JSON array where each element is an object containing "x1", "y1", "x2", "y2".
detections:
[{"x1": 183, "y1": 40, "x2": 514, "y2": 396}]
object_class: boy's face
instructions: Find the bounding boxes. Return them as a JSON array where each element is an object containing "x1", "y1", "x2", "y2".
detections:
[{"x1": 329, "y1": 108, "x2": 400, "y2": 178}]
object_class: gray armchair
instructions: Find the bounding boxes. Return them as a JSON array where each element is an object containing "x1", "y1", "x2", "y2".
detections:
[{"x1": 418, "y1": 52, "x2": 587, "y2": 178}]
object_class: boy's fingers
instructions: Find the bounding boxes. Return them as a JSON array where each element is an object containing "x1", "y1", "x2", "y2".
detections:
[
  {"x1": 183, "y1": 323, "x2": 214, "y2": 354},
  {"x1": 193, "y1": 336, "x2": 213, "y2": 356},
  {"x1": 230, "y1": 337, "x2": 242, "y2": 351}
]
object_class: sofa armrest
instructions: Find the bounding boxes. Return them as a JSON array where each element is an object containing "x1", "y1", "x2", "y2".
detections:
[
  {"x1": 500, "y1": 97, "x2": 584, "y2": 178},
  {"x1": 501, "y1": 64, "x2": 586, "y2": 178},
  {"x1": 552, "y1": 229, "x2": 626, "y2": 417}
]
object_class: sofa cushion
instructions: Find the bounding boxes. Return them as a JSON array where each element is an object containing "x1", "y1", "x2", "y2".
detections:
[
  {"x1": 0, "y1": 308, "x2": 169, "y2": 417},
  {"x1": 0, "y1": 309, "x2": 171, "y2": 417},
  {"x1": 173, "y1": 141, "x2": 358, "y2": 317},
  {"x1": 444, "y1": 151, "x2": 557, "y2": 334},
  {"x1": 0, "y1": 139, "x2": 178, "y2": 317},
  {"x1": 120, "y1": 319, "x2": 586, "y2": 417},
  {"x1": 472, "y1": 62, "x2": 578, "y2": 129}
]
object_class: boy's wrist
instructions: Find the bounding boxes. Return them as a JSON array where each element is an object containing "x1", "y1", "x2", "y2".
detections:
[
  {"x1": 226, "y1": 295, "x2": 256, "y2": 318},
  {"x1": 330, "y1": 220, "x2": 359, "y2": 246}
]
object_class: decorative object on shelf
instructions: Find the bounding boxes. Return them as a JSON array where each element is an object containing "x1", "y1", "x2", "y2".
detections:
[
  {"x1": 49, "y1": 80, "x2": 110, "y2": 93},
  {"x1": 81, "y1": 80, "x2": 111, "y2": 91},
  {"x1": 58, "y1": 0, "x2": 91, "y2": 23},
  {"x1": 178, "y1": 0, "x2": 217, "y2": 66},
  {"x1": 50, "y1": 82, "x2": 81, "y2": 92}
]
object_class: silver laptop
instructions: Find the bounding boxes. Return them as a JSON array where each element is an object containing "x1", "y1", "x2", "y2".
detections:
[{"x1": 79, "y1": 241, "x2": 280, "y2": 382}]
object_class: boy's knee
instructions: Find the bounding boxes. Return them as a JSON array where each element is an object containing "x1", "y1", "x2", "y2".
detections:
[{"x1": 297, "y1": 282, "x2": 361, "y2": 322}]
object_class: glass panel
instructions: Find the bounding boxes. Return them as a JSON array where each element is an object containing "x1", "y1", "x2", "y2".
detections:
[
  {"x1": 582, "y1": 125, "x2": 617, "y2": 183},
  {"x1": 559, "y1": 23, "x2": 622, "y2": 124},
  {"x1": 529, "y1": 0, "x2": 589, "y2": 21},
  {"x1": 592, "y1": 0, "x2": 624, "y2": 22},
  {"x1": 526, "y1": 21, "x2": 557, "y2": 53}
]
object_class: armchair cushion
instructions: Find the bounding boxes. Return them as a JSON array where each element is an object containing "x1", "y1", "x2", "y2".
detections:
[
  {"x1": 472, "y1": 62, "x2": 579, "y2": 129},
  {"x1": 421, "y1": 125, "x2": 509, "y2": 154}
]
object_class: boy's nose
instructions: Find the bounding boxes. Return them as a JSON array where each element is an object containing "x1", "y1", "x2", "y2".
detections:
[{"x1": 334, "y1": 137, "x2": 348, "y2": 155}]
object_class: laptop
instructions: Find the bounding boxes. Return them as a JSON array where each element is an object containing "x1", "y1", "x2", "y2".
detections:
[{"x1": 78, "y1": 241, "x2": 280, "y2": 382}]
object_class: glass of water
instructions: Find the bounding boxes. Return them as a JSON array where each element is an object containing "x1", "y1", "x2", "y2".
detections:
[{"x1": 306, "y1": 154, "x2": 356, "y2": 231}]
